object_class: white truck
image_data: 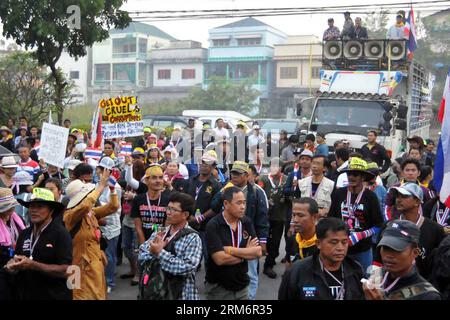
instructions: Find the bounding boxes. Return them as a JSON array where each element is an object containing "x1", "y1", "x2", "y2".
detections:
[{"x1": 297, "y1": 40, "x2": 433, "y2": 158}]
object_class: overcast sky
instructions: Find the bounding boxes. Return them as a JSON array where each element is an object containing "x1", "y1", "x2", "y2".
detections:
[{"x1": 120, "y1": 0, "x2": 440, "y2": 45}]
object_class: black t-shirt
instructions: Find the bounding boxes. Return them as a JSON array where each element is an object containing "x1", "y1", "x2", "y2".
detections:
[
  {"x1": 374, "y1": 217, "x2": 446, "y2": 280},
  {"x1": 323, "y1": 268, "x2": 344, "y2": 299},
  {"x1": 187, "y1": 175, "x2": 222, "y2": 231},
  {"x1": 130, "y1": 190, "x2": 170, "y2": 240},
  {"x1": 205, "y1": 214, "x2": 257, "y2": 292},
  {"x1": 14, "y1": 218, "x2": 73, "y2": 300},
  {"x1": 287, "y1": 234, "x2": 319, "y2": 263},
  {"x1": 329, "y1": 187, "x2": 384, "y2": 254},
  {"x1": 311, "y1": 182, "x2": 319, "y2": 198}
]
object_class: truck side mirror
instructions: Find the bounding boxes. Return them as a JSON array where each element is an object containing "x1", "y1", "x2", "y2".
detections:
[{"x1": 296, "y1": 103, "x2": 303, "y2": 116}]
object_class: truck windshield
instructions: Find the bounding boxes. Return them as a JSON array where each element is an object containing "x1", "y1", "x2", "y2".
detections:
[{"x1": 310, "y1": 99, "x2": 385, "y2": 135}]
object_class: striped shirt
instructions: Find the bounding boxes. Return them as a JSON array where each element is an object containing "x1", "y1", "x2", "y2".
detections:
[
  {"x1": 17, "y1": 158, "x2": 40, "y2": 180},
  {"x1": 98, "y1": 184, "x2": 122, "y2": 240}
]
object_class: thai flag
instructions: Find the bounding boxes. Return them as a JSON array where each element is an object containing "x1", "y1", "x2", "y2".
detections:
[
  {"x1": 434, "y1": 68, "x2": 450, "y2": 208},
  {"x1": 119, "y1": 142, "x2": 133, "y2": 157},
  {"x1": 85, "y1": 147, "x2": 103, "y2": 160},
  {"x1": 405, "y1": 6, "x2": 417, "y2": 60},
  {"x1": 90, "y1": 106, "x2": 102, "y2": 148}
]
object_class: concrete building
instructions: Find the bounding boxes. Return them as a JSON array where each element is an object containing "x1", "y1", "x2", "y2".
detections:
[
  {"x1": 57, "y1": 49, "x2": 91, "y2": 105},
  {"x1": 91, "y1": 21, "x2": 176, "y2": 102},
  {"x1": 205, "y1": 17, "x2": 287, "y2": 110},
  {"x1": 271, "y1": 35, "x2": 322, "y2": 117},
  {"x1": 150, "y1": 40, "x2": 207, "y2": 91}
]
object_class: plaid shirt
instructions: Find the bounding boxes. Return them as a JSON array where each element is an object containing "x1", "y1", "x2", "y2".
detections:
[{"x1": 138, "y1": 225, "x2": 202, "y2": 300}]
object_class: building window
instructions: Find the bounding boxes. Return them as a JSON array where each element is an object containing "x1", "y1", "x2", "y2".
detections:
[
  {"x1": 158, "y1": 69, "x2": 171, "y2": 80},
  {"x1": 182, "y1": 69, "x2": 196, "y2": 79},
  {"x1": 95, "y1": 64, "x2": 110, "y2": 81},
  {"x1": 280, "y1": 67, "x2": 298, "y2": 79},
  {"x1": 70, "y1": 71, "x2": 80, "y2": 79},
  {"x1": 139, "y1": 63, "x2": 147, "y2": 86},
  {"x1": 212, "y1": 39, "x2": 230, "y2": 47},
  {"x1": 113, "y1": 63, "x2": 136, "y2": 84},
  {"x1": 311, "y1": 67, "x2": 321, "y2": 79},
  {"x1": 138, "y1": 38, "x2": 147, "y2": 54},
  {"x1": 112, "y1": 37, "x2": 136, "y2": 58},
  {"x1": 237, "y1": 38, "x2": 261, "y2": 46}
]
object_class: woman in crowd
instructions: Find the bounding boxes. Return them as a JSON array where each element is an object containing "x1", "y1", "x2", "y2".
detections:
[
  {"x1": 0, "y1": 188, "x2": 26, "y2": 300},
  {"x1": 0, "y1": 157, "x2": 18, "y2": 189},
  {"x1": 63, "y1": 169, "x2": 119, "y2": 300},
  {"x1": 164, "y1": 160, "x2": 189, "y2": 193},
  {"x1": 0, "y1": 126, "x2": 15, "y2": 152}
]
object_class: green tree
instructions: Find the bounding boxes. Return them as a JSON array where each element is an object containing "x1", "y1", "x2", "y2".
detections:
[
  {"x1": 0, "y1": 0, "x2": 131, "y2": 125},
  {"x1": 0, "y1": 52, "x2": 74, "y2": 125},
  {"x1": 365, "y1": 10, "x2": 390, "y2": 39},
  {"x1": 179, "y1": 77, "x2": 260, "y2": 115}
]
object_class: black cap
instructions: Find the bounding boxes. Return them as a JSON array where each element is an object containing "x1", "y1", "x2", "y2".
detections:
[
  {"x1": 344, "y1": 11, "x2": 351, "y2": 15},
  {"x1": 377, "y1": 220, "x2": 420, "y2": 251}
]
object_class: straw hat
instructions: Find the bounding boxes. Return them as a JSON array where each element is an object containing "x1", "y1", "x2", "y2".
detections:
[
  {"x1": 0, "y1": 156, "x2": 18, "y2": 169},
  {"x1": 65, "y1": 180, "x2": 96, "y2": 209},
  {"x1": 0, "y1": 188, "x2": 19, "y2": 213},
  {"x1": 0, "y1": 126, "x2": 12, "y2": 134},
  {"x1": 17, "y1": 188, "x2": 65, "y2": 215}
]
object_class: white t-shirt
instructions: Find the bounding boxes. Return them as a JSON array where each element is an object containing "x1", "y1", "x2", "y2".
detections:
[{"x1": 213, "y1": 127, "x2": 230, "y2": 139}]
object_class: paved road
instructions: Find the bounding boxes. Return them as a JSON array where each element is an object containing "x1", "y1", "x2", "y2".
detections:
[{"x1": 109, "y1": 239, "x2": 287, "y2": 300}]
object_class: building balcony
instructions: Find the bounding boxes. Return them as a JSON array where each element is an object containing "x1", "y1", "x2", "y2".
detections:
[
  {"x1": 208, "y1": 45, "x2": 274, "y2": 62},
  {"x1": 203, "y1": 78, "x2": 267, "y2": 86},
  {"x1": 93, "y1": 80, "x2": 139, "y2": 87},
  {"x1": 111, "y1": 52, "x2": 148, "y2": 60}
]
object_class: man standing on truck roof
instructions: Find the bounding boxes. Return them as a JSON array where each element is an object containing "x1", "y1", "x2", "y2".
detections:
[{"x1": 361, "y1": 130, "x2": 391, "y2": 174}]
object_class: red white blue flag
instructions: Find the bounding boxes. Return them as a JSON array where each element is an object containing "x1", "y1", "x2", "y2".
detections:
[
  {"x1": 405, "y1": 6, "x2": 417, "y2": 59},
  {"x1": 119, "y1": 142, "x2": 133, "y2": 157},
  {"x1": 434, "y1": 68, "x2": 450, "y2": 208},
  {"x1": 85, "y1": 147, "x2": 103, "y2": 161}
]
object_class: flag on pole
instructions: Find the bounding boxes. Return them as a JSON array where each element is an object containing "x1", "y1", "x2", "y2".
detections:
[
  {"x1": 48, "y1": 110, "x2": 53, "y2": 124},
  {"x1": 90, "y1": 106, "x2": 102, "y2": 148},
  {"x1": 434, "y1": 68, "x2": 450, "y2": 208},
  {"x1": 405, "y1": 6, "x2": 417, "y2": 59}
]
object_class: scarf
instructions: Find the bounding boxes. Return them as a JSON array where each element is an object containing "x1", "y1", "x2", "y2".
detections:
[
  {"x1": 0, "y1": 212, "x2": 26, "y2": 246},
  {"x1": 296, "y1": 232, "x2": 318, "y2": 259}
]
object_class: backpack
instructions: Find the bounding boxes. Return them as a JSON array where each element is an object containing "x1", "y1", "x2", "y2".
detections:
[{"x1": 138, "y1": 228, "x2": 197, "y2": 300}]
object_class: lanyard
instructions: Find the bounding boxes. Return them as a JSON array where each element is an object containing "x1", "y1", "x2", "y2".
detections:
[
  {"x1": 268, "y1": 174, "x2": 281, "y2": 189},
  {"x1": 146, "y1": 193, "x2": 162, "y2": 222},
  {"x1": 222, "y1": 213, "x2": 242, "y2": 248},
  {"x1": 400, "y1": 214, "x2": 424, "y2": 227},
  {"x1": 6, "y1": 221, "x2": 19, "y2": 257},
  {"x1": 195, "y1": 183, "x2": 204, "y2": 201},
  {"x1": 162, "y1": 225, "x2": 185, "y2": 243},
  {"x1": 436, "y1": 207, "x2": 450, "y2": 226},
  {"x1": 29, "y1": 219, "x2": 53, "y2": 260},
  {"x1": 346, "y1": 187, "x2": 365, "y2": 218},
  {"x1": 319, "y1": 257, "x2": 345, "y2": 300},
  {"x1": 380, "y1": 272, "x2": 401, "y2": 293}
]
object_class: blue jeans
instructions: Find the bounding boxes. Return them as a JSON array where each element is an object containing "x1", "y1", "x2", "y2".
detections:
[
  {"x1": 247, "y1": 259, "x2": 259, "y2": 300},
  {"x1": 349, "y1": 249, "x2": 373, "y2": 277},
  {"x1": 199, "y1": 230, "x2": 208, "y2": 268},
  {"x1": 121, "y1": 225, "x2": 137, "y2": 261},
  {"x1": 105, "y1": 236, "x2": 119, "y2": 288}
]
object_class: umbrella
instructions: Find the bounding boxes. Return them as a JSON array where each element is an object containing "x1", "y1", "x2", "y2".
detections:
[{"x1": 0, "y1": 145, "x2": 20, "y2": 162}]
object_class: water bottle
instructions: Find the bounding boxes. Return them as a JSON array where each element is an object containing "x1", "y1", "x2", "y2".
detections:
[{"x1": 195, "y1": 209, "x2": 201, "y2": 219}]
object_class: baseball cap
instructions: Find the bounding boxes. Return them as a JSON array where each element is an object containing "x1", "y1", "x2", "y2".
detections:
[
  {"x1": 253, "y1": 124, "x2": 261, "y2": 130},
  {"x1": 143, "y1": 127, "x2": 152, "y2": 134},
  {"x1": 407, "y1": 135, "x2": 424, "y2": 146},
  {"x1": 98, "y1": 157, "x2": 115, "y2": 170},
  {"x1": 299, "y1": 149, "x2": 314, "y2": 158},
  {"x1": 392, "y1": 182, "x2": 424, "y2": 203},
  {"x1": 230, "y1": 161, "x2": 249, "y2": 174},
  {"x1": 377, "y1": 219, "x2": 420, "y2": 251}
]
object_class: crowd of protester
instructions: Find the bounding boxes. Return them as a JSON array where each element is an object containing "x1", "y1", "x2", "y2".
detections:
[{"x1": 0, "y1": 115, "x2": 449, "y2": 301}]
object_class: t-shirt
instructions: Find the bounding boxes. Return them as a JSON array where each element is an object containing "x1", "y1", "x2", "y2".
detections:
[
  {"x1": 374, "y1": 217, "x2": 446, "y2": 280},
  {"x1": 14, "y1": 218, "x2": 73, "y2": 300},
  {"x1": 130, "y1": 190, "x2": 170, "y2": 240},
  {"x1": 205, "y1": 214, "x2": 257, "y2": 292},
  {"x1": 329, "y1": 187, "x2": 384, "y2": 254},
  {"x1": 311, "y1": 182, "x2": 319, "y2": 198},
  {"x1": 323, "y1": 269, "x2": 344, "y2": 299}
]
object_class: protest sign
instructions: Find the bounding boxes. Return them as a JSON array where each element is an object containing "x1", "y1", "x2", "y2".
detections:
[
  {"x1": 99, "y1": 96, "x2": 143, "y2": 139},
  {"x1": 39, "y1": 123, "x2": 69, "y2": 168}
]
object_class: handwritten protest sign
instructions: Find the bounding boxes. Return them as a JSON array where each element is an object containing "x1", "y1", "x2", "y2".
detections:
[
  {"x1": 99, "y1": 96, "x2": 143, "y2": 139},
  {"x1": 39, "y1": 123, "x2": 69, "y2": 169}
]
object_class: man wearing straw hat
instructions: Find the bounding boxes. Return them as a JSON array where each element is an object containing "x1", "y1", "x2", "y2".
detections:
[{"x1": 5, "y1": 188, "x2": 72, "y2": 300}]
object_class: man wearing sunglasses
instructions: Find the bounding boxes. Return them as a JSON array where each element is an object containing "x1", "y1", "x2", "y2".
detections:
[{"x1": 329, "y1": 157, "x2": 384, "y2": 275}]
